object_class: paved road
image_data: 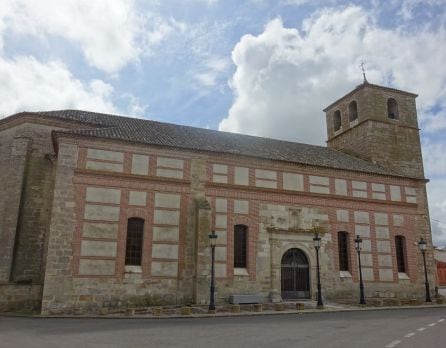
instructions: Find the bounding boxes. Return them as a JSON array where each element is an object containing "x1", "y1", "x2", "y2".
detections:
[{"x1": 0, "y1": 307, "x2": 445, "y2": 348}]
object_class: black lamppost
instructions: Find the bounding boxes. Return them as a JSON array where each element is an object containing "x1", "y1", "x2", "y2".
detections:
[
  {"x1": 354, "y1": 235, "x2": 366, "y2": 305},
  {"x1": 418, "y1": 237, "x2": 432, "y2": 303},
  {"x1": 208, "y1": 230, "x2": 218, "y2": 311},
  {"x1": 313, "y1": 232, "x2": 324, "y2": 308}
]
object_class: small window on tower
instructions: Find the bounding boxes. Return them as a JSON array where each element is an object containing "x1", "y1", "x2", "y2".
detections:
[
  {"x1": 333, "y1": 110, "x2": 342, "y2": 131},
  {"x1": 349, "y1": 101, "x2": 358, "y2": 122},
  {"x1": 387, "y1": 98, "x2": 399, "y2": 119}
]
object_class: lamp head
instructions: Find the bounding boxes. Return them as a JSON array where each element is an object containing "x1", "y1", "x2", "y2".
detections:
[{"x1": 209, "y1": 230, "x2": 218, "y2": 247}]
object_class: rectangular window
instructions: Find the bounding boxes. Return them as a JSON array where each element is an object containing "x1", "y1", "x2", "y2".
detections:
[
  {"x1": 125, "y1": 218, "x2": 144, "y2": 266},
  {"x1": 338, "y1": 232, "x2": 349, "y2": 271},
  {"x1": 234, "y1": 225, "x2": 248, "y2": 268},
  {"x1": 395, "y1": 236, "x2": 406, "y2": 273}
]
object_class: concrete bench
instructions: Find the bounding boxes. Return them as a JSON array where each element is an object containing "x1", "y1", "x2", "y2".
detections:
[{"x1": 229, "y1": 294, "x2": 262, "y2": 304}]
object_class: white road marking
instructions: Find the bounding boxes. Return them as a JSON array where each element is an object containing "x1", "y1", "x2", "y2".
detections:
[
  {"x1": 428, "y1": 323, "x2": 436, "y2": 327},
  {"x1": 385, "y1": 340, "x2": 401, "y2": 347},
  {"x1": 417, "y1": 327, "x2": 426, "y2": 331},
  {"x1": 404, "y1": 333, "x2": 415, "y2": 338},
  {"x1": 439, "y1": 319, "x2": 445, "y2": 323}
]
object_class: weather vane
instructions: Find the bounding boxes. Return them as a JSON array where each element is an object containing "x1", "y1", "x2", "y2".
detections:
[{"x1": 360, "y1": 60, "x2": 368, "y2": 83}]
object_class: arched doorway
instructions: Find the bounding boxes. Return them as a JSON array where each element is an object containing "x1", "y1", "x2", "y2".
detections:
[{"x1": 281, "y1": 248, "x2": 310, "y2": 299}]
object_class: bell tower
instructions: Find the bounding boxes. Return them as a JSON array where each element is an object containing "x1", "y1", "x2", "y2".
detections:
[{"x1": 323, "y1": 81, "x2": 425, "y2": 179}]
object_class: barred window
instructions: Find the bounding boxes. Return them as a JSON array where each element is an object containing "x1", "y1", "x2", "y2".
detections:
[
  {"x1": 338, "y1": 231, "x2": 349, "y2": 271},
  {"x1": 125, "y1": 218, "x2": 144, "y2": 266},
  {"x1": 234, "y1": 224, "x2": 248, "y2": 268},
  {"x1": 395, "y1": 235, "x2": 406, "y2": 273}
]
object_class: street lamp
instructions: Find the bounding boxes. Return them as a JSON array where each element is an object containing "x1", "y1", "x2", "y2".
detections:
[
  {"x1": 418, "y1": 237, "x2": 432, "y2": 303},
  {"x1": 313, "y1": 232, "x2": 324, "y2": 308},
  {"x1": 354, "y1": 235, "x2": 366, "y2": 305},
  {"x1": 208, "y1": 230, "x2": 218, "y2": 311}
]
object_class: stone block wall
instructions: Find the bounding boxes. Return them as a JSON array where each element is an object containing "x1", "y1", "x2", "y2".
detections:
[{"x1": 0, "y1": 120, "x2": 63, "y2": 311}]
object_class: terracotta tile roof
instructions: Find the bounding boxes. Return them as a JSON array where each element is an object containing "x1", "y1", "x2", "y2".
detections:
[{"x1": 8, "y1": 109, "x2": 397, "y2": 176}]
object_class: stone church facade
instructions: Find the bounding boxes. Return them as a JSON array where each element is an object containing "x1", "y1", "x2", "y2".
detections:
[{"x1": 0, "y1": 82, "x2": 436, "y2": 314}]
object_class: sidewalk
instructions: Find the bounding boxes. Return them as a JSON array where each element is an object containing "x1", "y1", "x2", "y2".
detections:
[{"x1": 2, "y1": 300, "x2": 445, "y2": 319}]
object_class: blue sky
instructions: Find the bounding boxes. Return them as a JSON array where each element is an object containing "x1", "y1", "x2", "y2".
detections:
[{"x1": 1, "y1": 0, "x2": 446, "y2": 245}]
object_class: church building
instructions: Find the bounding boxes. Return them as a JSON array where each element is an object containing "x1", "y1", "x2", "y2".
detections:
[{"x1": 0, "y1": 81, "x2": 436, "y2": 314}]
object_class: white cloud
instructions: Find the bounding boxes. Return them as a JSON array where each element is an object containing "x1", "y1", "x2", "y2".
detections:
[
  {"x1": 0, "y1": 0, "x2": 184, "y2": 74},
  {"x1": 194, "y1": 56, "x2": 231, "y2": 87},
  {"x1": 220, "y1": 5, "x2": 446, "y2": 245},
  {"x1": 0, "y1": 56, "x2": 117, "y2": 117}
]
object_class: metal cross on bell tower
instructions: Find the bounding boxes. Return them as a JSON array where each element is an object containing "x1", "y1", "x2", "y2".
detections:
[{"x1": 360, "y1": 60, "x2": 368, "y2": 83}]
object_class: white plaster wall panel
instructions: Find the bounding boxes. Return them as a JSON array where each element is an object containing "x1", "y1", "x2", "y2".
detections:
[
  {"x1": 352, "y1": 181, "x2": 367, "y2": 190},
  {"x1": 361, "y1": 239, "x2": 372, "y2": 252},
  {"x1": 156, "y1": 168, "x2": 183, "y2": 179},
  {"x1": 336, "y1": 210, "x2": 349, "y2": 222},
  {"x1": 378, "y1": 254, "x2": 393, "y2": 267},
  {"x1": 152, "y1": 244, "x2": 179, "y2": 259},
  {"x1": 86, "y1": 161, "x2": 123, "y2": 172},
  {"x1": 87, "y1": 149, "x2": 124, "y2": 162},
  {"x1": 131, "y1": 154, "x2": 149, "y2": 175},
  {"x1": 390, "y1": 185, "x2": 401, "y2": 201},
  {"x1": 152, "y1": 226, "x2": 179, "y2": 242},
  {"x1": 379, "y1": 269, "x2": 394, "y2": 281},
  {"x1": 80, "y1": 240, "x2": 117, "y2": 257},
  {"x1": 213, "y1": 174, "x2": 228, "y2": 183},
  {"x1": 354, "y1": 211, "x2": 370, "y2": 224},
  {"x1": 405, "y1": 187, "x2": 416, "y2": 196},
  {"x1": 376, "y1": 227, "x2": 390, "y2": 239},
  {"x1": 84, "y1": 204, "x2": 120, "y2": 221},
  {"x1": 355, "y1": 225, "x2": 370, "y2": 238},
  {"x1": 353, "y1": 190, "x2": 368, "y2": 198},
  {"x1": 283, "y1": 173, "x2": 304, "y2": 191},
  {"x1": 255, "y1": 169, "x2": 277, "y2": 180},
  {"x1": 79, "y1": 259, "x2": 115, "y2": 276},
  {"x1": 215, "y1": 247, "x2": 227, "y2": 262},
  {"x1": 157, "y1": 157, "x2": 184, "y2": 169},
  {"x1": 393, "y1": 214, "x2": 404, "y2": 227},
  {"x1": 361, "y1": 253, "x2": 373, "y2": 267},
  {"x1": 374, "y1": 213, "x2": 388, "y2": 226},
  {"x1": 372, "y1": 192, "x2": 386, "y2": 200},
  {"x1": 154, "y1": 210, "x2": 180, "y2": 225},
  {"x1": 151, "y1": 261, "x2": 178, "y2": 277},
  {"x1": 372, "y1": 183, "x2": 385, "y2": 192},
  {"x1": 310, "y1": 185, "x2": 330, "y2": 194},
  {"x1": 215, "y1": 214, "x2": 227, "y2": 229},
  {"x1": 234, "y1": 167, "x2": 249, "y2": 185},
  {"x1": 83, "y1": 222, "x2": 118, "y2": 239},
  {"x1": 406, "y1": 196, "x2": 417, "y2": 203},
  {"x1": 129, "y1": 191, "x2": 147, "y2": 206},
  {"x1": 256, "y1": 180, "x2": 277, "y2": 189},
  {"x1": 335, "y1": 179, "x2": 347, "y2": 195},
  {"x1": 361, "y1": 268, "x2": 374, "y2": 281},
  {"x1": 215, "y1": 230, "x2": 227, "y2": 244},
  {"x1": 309, "y1": 175, "x2": 329, "y2": 186},
  {"x1": 155, "y1": 193, "x2": 181, "y2": 209},
  {"x1": 377, "y1": 240, "x2": 391, "y2": 253},
  {"x1": 215, "y1": 198, "x2": 227, "y2": 213},
  {"x1": 213, "y1": 164, "x2": 228, "y2": 174},
  {"x1": 234, "y1": 200, "x2": 249, "y2": 214},
  {"x1": 215, "y1": 263, "x2": 227, "y2": 278},
  {"x1": 86, "y1": 187, "x2": 121, "y2": 204}
]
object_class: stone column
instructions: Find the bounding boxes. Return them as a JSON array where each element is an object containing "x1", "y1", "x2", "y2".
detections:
[
  {"x1": 41, "y1": 142, "x2": 78, "y2": 314},
  {"x1": 193, "y1": 198, "x2": 212, "y2": 304},
  {"x1": 0, "y1": 137, "x2": 31, "y2": 282}
]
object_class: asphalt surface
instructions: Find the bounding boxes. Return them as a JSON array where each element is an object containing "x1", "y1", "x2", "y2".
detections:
[{"x1": 0, "y1": 307, "x2": 445, "y2": 348}]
